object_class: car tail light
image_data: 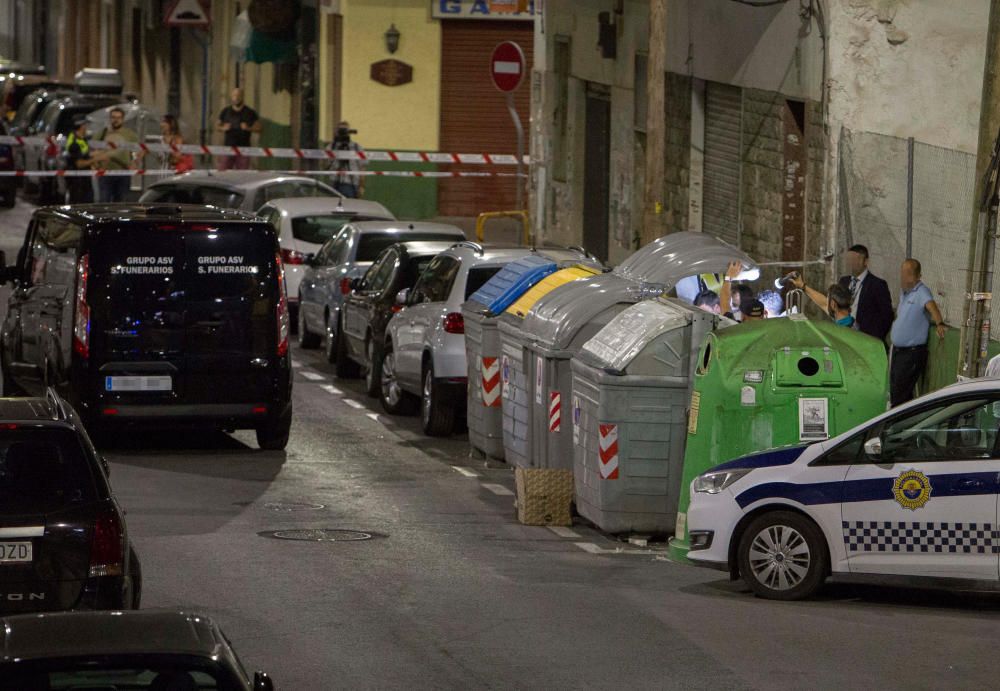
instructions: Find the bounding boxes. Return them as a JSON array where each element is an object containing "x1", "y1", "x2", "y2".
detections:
[
  {"x1": 73, "y1": 254, "x2": 90, "y2": 359},
  {"x1": 280, "y1": 248, "x2": 306, "y2": 265},
  {"x1": 340, "y1": 277, "x2": 352, "y2": 295},
  {"x1": 45, "y1": 140, "x2": 58, "y2": 158},
  {"x1": 391, "y1": 304, "x2": 403, "y2": 314},
  {"x1": 443, "y1": 312, "x2": 464, "y2": 334},
  {"x1": 89, "y1": 510, "x2": 124, "y2": 577},
  {"x1": 275, "y1": 252, "x2": 289, "y2": 357}
]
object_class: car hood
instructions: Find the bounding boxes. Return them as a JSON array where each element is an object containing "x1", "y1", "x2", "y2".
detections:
[{"x1": 708, "y1": 444, "x2": 812, "y2": 472}]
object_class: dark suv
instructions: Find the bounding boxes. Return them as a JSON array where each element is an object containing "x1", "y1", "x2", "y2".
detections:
[
  {"x1": 0, "y1": 205, "x2": 293, "y2": 449},
  {"x1": 0, "y1": 390, "x2": 140, "y2": 614}
]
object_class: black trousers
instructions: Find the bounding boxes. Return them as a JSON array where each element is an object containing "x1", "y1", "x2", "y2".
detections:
[{"x1": 890, "y1": 344, "x2": 928, "y2": 407}]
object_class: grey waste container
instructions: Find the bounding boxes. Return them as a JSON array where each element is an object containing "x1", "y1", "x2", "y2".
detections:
[
  {"x1": 499, "y1": 315, "x2": 534, "y2": 467},
  {"x1": 570, "y1": 298, "x2": 725, "y2": 533}
]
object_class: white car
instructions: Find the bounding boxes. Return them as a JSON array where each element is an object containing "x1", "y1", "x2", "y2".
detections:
[
  {"x1": 686, "y1": 378, "x2": 1000, "y2": 600},
  {"x1": 257, "y1": 197, "x2": 395, "y2": 324}
]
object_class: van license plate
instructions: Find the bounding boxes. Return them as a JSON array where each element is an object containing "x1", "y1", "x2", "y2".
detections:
[
  {"x1": 105, "y1": 376, "x2": 172, "y2": 392},
  {"x1": 0, "y1": 542, "x2": 31, "y2": 563}
]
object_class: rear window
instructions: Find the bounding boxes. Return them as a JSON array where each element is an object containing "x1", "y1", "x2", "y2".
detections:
[
  {"x1": 465, "y1": 267, "x2": 503, "y2": 299},
  {"x1": 292, "y1": 214, "x2": 382, "y2": 245},
  {"x1": 357, "y1": 233, "x2": 460, "y2": 262},
  {"x1": 140, "y1": 185, "x2": 244, "y2": 209},
  {"x1": 0, "y1": 428, "x2": 97, "y2": 515}
]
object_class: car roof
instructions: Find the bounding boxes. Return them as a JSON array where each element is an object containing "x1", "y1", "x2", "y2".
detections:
[
  {"x1": 37, "y1": 203, "x2": 259, "y2": 225},
  {"x1": 150, "y1": 171, "x2": 343, "y2": 194},
  {"x1": 349, "y1": 220, "x2": 465, "y2": 236},
  {"x1": 263, "y1": 196, "x2": 394, "y2": 218},
  {"x1": 1, "y1": 611, "x2": 227, "y2": 661}
]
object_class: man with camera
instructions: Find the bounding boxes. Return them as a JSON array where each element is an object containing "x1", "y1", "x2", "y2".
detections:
[{"x1": 330, "y1": 121, "x2": 365, "y2": 198}]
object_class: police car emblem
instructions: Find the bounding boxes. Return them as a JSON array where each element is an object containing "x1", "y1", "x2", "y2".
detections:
[{"x1": 892, "y1": 469, "x2": 932, "y2": 510}]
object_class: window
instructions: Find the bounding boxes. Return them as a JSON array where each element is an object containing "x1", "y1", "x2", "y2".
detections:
[
  {"x1": 464, "y1": 266, "x2": 503, "y2": 300},
  {"x1": 318, "y1": 231, "x2": 349, "y2": 266},
  {"x1": 363, "y1": 249, "x2": 398, "y2": 293},
  {"x1": 140, "y1": 185, "x2": 243, "y2": 209},
  {"x1": 291, "y1": 214, "x2": 359, "y2": 246},
  {"x1": 356, "y1": 233, "x2": 460, "y2": 263},
  {"x1": 879, "y1": 398, "x2": 1000, "y2": 462},
  {"x1": 411, "y1": 255, "x2": 460, "y2": 304},
  {"x1": 0, "y1": 428, "x2": 97, "y2": 515}
]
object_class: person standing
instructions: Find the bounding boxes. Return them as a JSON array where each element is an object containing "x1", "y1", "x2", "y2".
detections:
[
  {"x1": 889, "y1": 259, "x2": 946, "y2": 407},
  {"x1": 329, "y1": 121, "x2": 366, "y2": 198},
  {"x1": 791, "y1": 275, "x2": 856, "y2": 327},
  {"x1": 216, "y1": 88, "x2": 261, "y2": 170},
  {"x1": 63, "y1": 116, "x2": 94, "y2": 204},
  {"x1": 157, "y1": 115, "x2": 194, "y2": 172},
  {"x1": 839, "y1": 244, "x2": 893, "y2": 341},
  {"x1": 92, "y1": 107, "x2": 137, "y2": 203}
]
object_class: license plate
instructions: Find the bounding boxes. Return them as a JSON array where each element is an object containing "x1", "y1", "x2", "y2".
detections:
[
  {"x1": 0, "y1": 542, "x2": 31, "y2": 563},
  {"x1": 105, "y1": 375, "x2": 172, "y2": 392}
]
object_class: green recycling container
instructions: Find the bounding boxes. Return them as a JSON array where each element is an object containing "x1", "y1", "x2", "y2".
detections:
[{"x1": 667, "y1": 314, "x2": 889, "y2": 563}]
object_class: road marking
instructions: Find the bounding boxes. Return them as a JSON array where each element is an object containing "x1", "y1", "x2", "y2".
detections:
[
  {"x1": 343, "y1": 399, "x2": 365, "y2": 409},
  {"x1": 290, "y1": 361, "x2": 301, "y2": 368},
  {"x1": 320, "y1": 384, "x2": 342, "y2": 396},
  {"x1": 547, "y1": 526, "x2": 580, "y2": 539},
  {"x1": 572, "y1": 541, "x2": 658, "y2": 556},
  {"x1": 366, "y1": 412, "x2": 381, "y2": 422},
  {"x1": 300, "y1": 371, "x2": 325, "y2": 381},
  {"x1": 451, "y1": 465, "x2": 479, "y2": 478},
  {"x1": 482, "y1": 483, "x2": 514, "y2": 496},
  {"x1": 574, "y1": 542, "x2": 605, "y2": 554}
]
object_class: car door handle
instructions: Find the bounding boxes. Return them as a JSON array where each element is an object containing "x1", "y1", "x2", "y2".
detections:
[{"x1": 954, "y1": 477, "x2": 988, "y2": 492}]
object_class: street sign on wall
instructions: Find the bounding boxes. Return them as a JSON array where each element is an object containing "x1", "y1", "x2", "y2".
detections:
[
  {"x1": 490, "y1": 41, "x2": 525, "y2": 93},
  {"x1": 432, "y1": 0, "x2": 535, "y2": 21},
  {"x1": 164, "y1": 0, "x2": 210, "y2": 27}
]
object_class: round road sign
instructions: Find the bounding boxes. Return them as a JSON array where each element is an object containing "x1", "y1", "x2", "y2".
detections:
[{"x1": 490, "y1": 41, "x2": 526, "y2": 93}]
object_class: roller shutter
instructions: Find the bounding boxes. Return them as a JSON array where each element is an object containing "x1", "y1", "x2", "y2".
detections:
[{"x1": 702, "y1": 82, "x2": 742, "y2": 245}]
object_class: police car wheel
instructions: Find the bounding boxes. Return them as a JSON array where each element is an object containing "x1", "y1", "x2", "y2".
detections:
[{"x1": 737, "y1": 511, "x2": 828, "y2": 601}]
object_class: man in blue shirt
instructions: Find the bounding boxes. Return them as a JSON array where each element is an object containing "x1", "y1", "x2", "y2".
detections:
[{"x1": 889, "y1": 259, "x2": 946, "y2": 406}]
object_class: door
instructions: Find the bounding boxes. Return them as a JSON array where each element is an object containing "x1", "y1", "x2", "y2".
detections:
[
  {"x1": 841, "y1": 395, "x2": 1000, "y2": 580},
  {"x1": 395, "y1": 255, "x2": 460, "y2": 389},
  {"x1": 344, "y1": 249, "x2": 396, "y2": 360},
  {"x1": 303, "y1": 231, "x2": 349, "y2": 334},
  {"x1": 702, "y1": 82, "x2": 742, "y2": 245},
  {"x1": 583, "y1": 87, "x2": 610, "y2": 263}
]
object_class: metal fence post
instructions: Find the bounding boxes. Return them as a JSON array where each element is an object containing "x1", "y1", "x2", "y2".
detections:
[{"x1": 906, "y1": 136, "x2": 914, "y2": 258}]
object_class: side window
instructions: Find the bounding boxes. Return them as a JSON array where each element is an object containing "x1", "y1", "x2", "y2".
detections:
[
  {"x1": 322, "y1": 233, "x2": 348, "y2": 266},
  {"x1": 880, "y1": 397, "x2": 1000, "y2": 462},
  {"x1": 264, "y1": 182, "x2": 297, "y2": 203},
  {"x1": 411, "y1": 256, "x2": 460, "y2": 304},
  {"x1": 38, "y1": 219, "x2": 81, "y2": 286},
  {"x1": 367, "y1": 250, "x2": 398, "y2": 293}
]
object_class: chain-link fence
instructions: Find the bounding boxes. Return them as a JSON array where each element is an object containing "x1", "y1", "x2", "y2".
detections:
[{"x1": 837, "y1": 127, "x2": 980, "y2": 335}]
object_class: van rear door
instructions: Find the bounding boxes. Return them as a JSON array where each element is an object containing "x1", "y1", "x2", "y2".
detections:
[{"x1": 87, "y1": 222, "x2": 283, "y2": 409}]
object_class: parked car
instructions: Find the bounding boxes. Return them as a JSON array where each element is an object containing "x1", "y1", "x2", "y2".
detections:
[
  {"x1": 2, "y1": 75, "x2": 71, "y2": 122},
  {"x1": 0, "y1": 390, "x2": 140, "y2": 614},
  {"x1": 0, "y1": 204, "x2": 293, "y2": 449},
  {"x1": 0, "y1": 610, "x2": 273, "y2": 690},
  {"x1": 140, "y1": 170, "x2": 342, "y2": 214},
  {"x1": 5, "y1": 85, "x2": 74, "y2": 137},
  {"x1": 0, "y1": 118, "x2": 15, "y2": 207},
  {"x1": 297, "y1": 221, "x2": 467, "y2": 363},
  {"x1": 381, "y1": 243, "x2": 595, "y2": 436},
  {"x1": 338, "y1": 240, "x2": 458, "y2": 395},
  {"x1": 257, "y1": 196, "x2": 395, "y2": 327}
]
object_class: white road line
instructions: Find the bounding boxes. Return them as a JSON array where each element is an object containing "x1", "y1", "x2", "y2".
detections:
[
  {"x1": 574, "y1": 542, "x2": 605, "y2": 554},
  {"x1": 343, "y1": 399, "x2": 365, "y2": 409},
  {"x1": 366, "y1": 412, "x2": 381, "y2": 422},
  {"x1": 300, "y1": 371, "x2": 325, "y2": 381},
  {"x1": 572, "y1": 541, "x2": 657, "y2": 556},
  {"x1": 290, "y1": 361, "x2": 301, "y2": 368},
  {"x1": 320, "y1": 384, "x2": 342, "y2": 396},
  {"x1": 547, "y1": 526, "x2": 580, "y2": 539},
  {"x1": 451, "y1": 465, "x2": 479, "y2": 478},
  {"x1": 482, "y1": 483, "x2": 514, "y2": 496}
]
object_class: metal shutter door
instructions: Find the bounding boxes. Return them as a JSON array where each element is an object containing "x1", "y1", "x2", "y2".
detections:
[{"x1": 702, "y1": 82, "x2": 742, "y2": 245}]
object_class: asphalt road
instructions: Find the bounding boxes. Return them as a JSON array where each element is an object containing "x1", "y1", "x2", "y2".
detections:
[{"x1": 1, "y1": 199, "x2": 999, "y2": 690}]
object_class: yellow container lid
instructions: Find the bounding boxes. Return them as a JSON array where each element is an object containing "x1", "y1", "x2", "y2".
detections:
[{"x1": 504, "y1": 265, "x2": 600, "y2": 319}]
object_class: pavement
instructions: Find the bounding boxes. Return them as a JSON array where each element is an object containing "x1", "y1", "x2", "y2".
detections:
[{"x1": 1, "y1": 198, "x2": 999, "y2": 689}]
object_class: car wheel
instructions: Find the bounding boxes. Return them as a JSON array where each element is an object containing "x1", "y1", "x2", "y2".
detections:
[
  {"x1": 297, "y1": 304, "x2": 320, "y2": 349},
  {"x1": 380, "y1": 343, "x2": 417, "y2": 415},
  {"x1": 334, "y1": 317, "x2": 360, "y2": 379},
  {"x1": 324, "y1": 311, "x2": 338, "y2": 363},
  {"x1": 737, "y1": 511, "x2": 828, "y2": 601},
  {"x1": 421, "y1": 362, "x2": 455, "y2": 437},
  {"x1": 128, "y1": 546, "x2": 142, "y2": 609},
  {"x1": 364, "y1": 338, "x2": 382, "y2": 398},
  {"x1": 256, "y1": 407, "x2": 292, "y2": 451}
]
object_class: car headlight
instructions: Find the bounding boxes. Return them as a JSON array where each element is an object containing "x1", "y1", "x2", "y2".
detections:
[{"x1": 693, "y1": 468, "x2": 753, "y2": 494}]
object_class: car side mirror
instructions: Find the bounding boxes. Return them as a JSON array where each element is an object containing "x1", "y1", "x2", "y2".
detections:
[
  {"x1": 395, "y1": 288, "x2": 410, "y2": 305},
  {"x1": 305, "y1": 252, "x2": 316, "y2": 266},
  {"x1": 253, "y1": 672, "x2": 274, "y2": 691},
  {"x1": 863, "y1": 436, "x2": 883, "y2": 461},
  {"x1": 350, "y1": 277, "x2": 363, "y2": 291}
]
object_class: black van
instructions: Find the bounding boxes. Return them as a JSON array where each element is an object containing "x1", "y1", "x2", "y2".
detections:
[{"x1": 0, "y1": 205, "x2": 292, "y2": 449}]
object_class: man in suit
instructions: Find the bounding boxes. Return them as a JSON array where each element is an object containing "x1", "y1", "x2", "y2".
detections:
[{"x1": 838, "y1": 244, "x2": 893, "y2": 342}]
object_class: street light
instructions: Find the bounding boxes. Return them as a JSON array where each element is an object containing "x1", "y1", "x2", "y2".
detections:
[{"x1": 385, "y1": 24, "x2": 401, "y2": 54}]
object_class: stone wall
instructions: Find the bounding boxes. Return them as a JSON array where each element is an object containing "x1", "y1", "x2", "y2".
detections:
[
  {"x1": 740, "y1": 89, "x2": 785, "y2": 267},
  {"x1": 663, "y1": 72, "x2": 692, "y2": 234}
]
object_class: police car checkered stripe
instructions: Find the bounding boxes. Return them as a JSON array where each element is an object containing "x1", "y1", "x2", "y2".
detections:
[{"x1": 842, "y1": 521, "x2": 1000, "y2": 554}]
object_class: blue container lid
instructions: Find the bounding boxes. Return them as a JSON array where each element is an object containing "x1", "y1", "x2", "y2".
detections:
[{"x1": 469, "y1": 254, "x2": 557, "y2": 316}]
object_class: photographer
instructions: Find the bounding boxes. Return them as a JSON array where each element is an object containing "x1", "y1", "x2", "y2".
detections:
[{"x1": 329, "y1": 121, "x2": 365, "y2": 198}]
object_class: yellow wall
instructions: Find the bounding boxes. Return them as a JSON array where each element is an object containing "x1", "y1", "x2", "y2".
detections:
[{"x1": 339, "y1": 0, "x2": 441, "y2": 151}]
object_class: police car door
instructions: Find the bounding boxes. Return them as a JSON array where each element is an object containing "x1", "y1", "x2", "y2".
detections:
[{"x1": 841, "y1": 395, "x2": 1000, "y2": 580}]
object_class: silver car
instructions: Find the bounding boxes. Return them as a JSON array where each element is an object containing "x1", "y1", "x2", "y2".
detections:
[
  {"x1": 296, "y1": 221, "x2": 466, "y2": 362},
  {"x1": 139, "y1": 171, "x2": 342, "y2": 214}
]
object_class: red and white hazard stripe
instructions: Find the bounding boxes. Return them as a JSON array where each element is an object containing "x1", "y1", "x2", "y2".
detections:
[
  {"x1": 481, "y1": 357, "x2": 501, "y2": 408},
  {"x1": 548, "y1": 392, "x2": 561, "y2": 432},
  {"x1": 0, "y1": 168, "x2": 526, "y2": 179},
  {"x1": 598, "y1": 423, "x2": 619, "y2": 480}
]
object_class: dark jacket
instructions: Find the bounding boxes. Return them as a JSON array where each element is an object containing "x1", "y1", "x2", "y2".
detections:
[{"x1": 839, "y1": 272, "x2": 893, "y2": 341}]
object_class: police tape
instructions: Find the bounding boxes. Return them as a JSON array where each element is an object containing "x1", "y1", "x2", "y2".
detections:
[
  {"x1": 0, "y1": 135, "x2": 528, "y2": 165},
  {"x1": 0, "y1": 168, "x2": 527, "y2": 178}
]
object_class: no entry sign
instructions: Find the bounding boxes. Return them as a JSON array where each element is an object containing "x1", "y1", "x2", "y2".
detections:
[{"x1": 490, "y1": 41, "x2": 525, "y2": 92}]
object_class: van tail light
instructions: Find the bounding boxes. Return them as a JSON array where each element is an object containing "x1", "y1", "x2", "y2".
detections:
[
  {"x1": 280, "y1": 248, "x2": 306, "y2": 265},
  {"x1": 275, "y1": 252, "x2": 289, "y2": 357},
  {"x1": 443, "y1": 312, "x2": 464, "y2": 334},
  {"x1": 73, "y1": 254, "x2": 90, "y2": 359},
  {"x1": 340, "y1": 277, "x2": 352, "y2": 295},
  {"x1": 88, "y1": 510, "x2": 124, "y2": 577}
]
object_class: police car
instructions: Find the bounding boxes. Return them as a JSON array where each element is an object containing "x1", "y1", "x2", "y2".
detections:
[{"x1": 686, "y1": 378, "x2": 1000, "y2": 600}]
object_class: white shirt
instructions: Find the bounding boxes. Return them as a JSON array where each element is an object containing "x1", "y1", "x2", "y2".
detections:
[
  {"x1": 985, "y1": 353, "x2": 1000, "y2": 378},
  {"x1": 848, "y1": 269, "x2": 868, "y2": 319}
]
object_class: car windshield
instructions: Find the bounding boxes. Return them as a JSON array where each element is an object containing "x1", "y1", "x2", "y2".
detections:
[
  {"x1": 0, "y1": 428, "x2": 97, "y2": 515},
  {"x1": 5, "y1": 660, "x2": 234, "y2": 691},
  {"x1": 292, "y1": 214, "x2": 381, "y2": 246},
  {"x1": 139, "y1": 185, "x2": 244, "y2": 209},
  {"x1": 357, "y1": 233, "x2": 460, "y2": 262},
  {"x1": 465, "y1": 266, "x2": 503, "y2": 299}
]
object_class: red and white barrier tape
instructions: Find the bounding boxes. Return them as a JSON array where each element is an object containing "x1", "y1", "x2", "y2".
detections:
[
  {"x1": 0, "y1": 168, "x2": 526, "y2": 178},
  {"x1": 0, "y1": 135, "x2": 528, "y2": 165}
]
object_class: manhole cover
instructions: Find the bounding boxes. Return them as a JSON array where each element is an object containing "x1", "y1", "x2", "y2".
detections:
[
  {"x1": 264, "y1": 502, "x2": 326, "y2": 512},
  {"x1": 258, "y1": 529, "x2": 380, "y2": 542}
]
